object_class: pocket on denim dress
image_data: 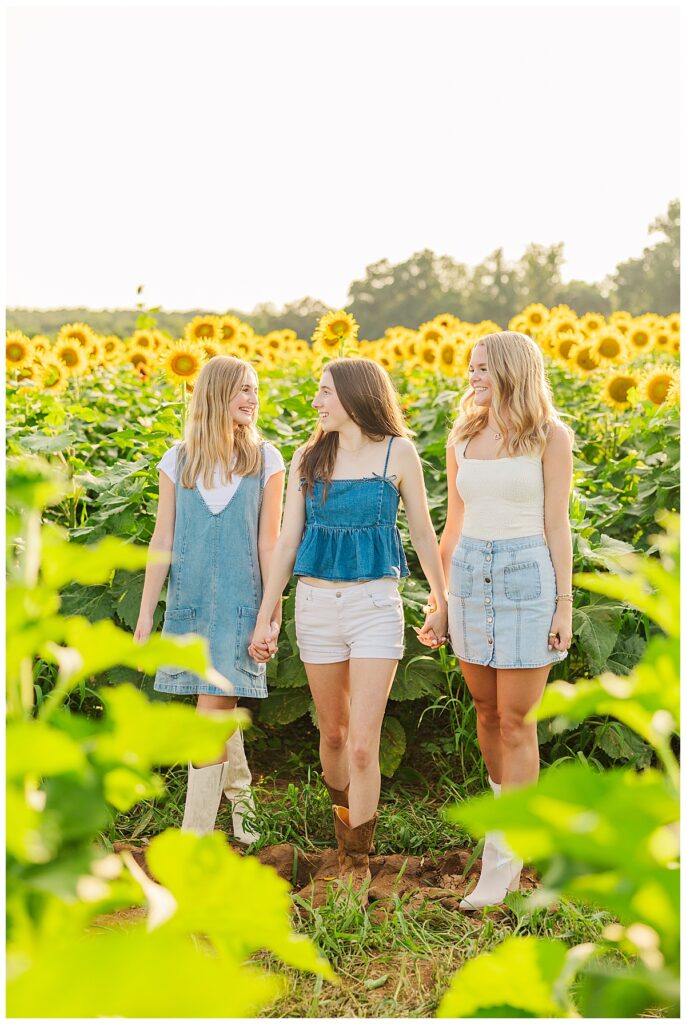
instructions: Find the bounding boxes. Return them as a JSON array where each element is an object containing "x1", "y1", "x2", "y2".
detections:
[
  {"x1": 159, "y1": 607, "x2": 197, "y2": 677},
  {"x1": 449, "y1": 559, "x2": 474, "y2": 599},
  {"x1": 234, "y1": 606, "x2": 265, "y2": 678}
]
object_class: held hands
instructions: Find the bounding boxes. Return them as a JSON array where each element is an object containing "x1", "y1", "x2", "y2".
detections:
[
  {"x1": 248, "y1": 620, "x2": 281, "y2": 663},
  {"x1": 548, "y1": 604, "x2": 572, "y2": 652},
  {"x1": 415, "y1": 595, "x2": 449, "y2": 650}
]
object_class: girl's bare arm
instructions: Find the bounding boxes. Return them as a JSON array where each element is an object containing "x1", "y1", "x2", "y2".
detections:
[
  {"x1": 134, "y1": 471, "x2": 176, "y2": 643},
  {"x1": 257, "y1": 469, "x2": 286, "y2": 625}
]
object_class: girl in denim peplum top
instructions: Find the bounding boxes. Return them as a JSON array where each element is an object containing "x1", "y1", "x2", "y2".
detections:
[
  {"x1": 250, "y1": 358, "x2": 448, "y2": 902},
  {"x1": 133, "y1": 356, "x2": 285, "y2": 845},
  {"x1": 439, "y1": 332, "x2": 574, "y2": 911}
]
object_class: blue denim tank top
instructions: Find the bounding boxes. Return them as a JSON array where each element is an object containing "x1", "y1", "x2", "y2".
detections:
[{"x1": 293, "y1": 436, "x2": 410, "y2": 582}]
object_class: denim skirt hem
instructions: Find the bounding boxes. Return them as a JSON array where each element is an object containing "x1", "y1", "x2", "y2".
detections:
[
  {"x1": 454, "y1": 652, "x2": 567, "y2": 670},
  {"x1": 153, "y1": 671, "x2": 268, "y2": 699}
]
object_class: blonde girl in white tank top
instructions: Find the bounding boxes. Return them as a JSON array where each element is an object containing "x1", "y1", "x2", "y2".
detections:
[{"x1": 438, "y1": 331, "x2": 574, "y2": 910}]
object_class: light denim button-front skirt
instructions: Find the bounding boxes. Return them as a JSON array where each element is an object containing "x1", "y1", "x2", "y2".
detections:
[{"x1": 448, "y1": 534, "x2": 568, "y2": 669}]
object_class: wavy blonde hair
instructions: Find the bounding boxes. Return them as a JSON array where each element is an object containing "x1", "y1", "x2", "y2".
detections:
[
  {"x1": 179, "y1": 356, "x2": 262, "y2": 489},
  {"x1": 447, "y1": 332, "x2": 572, "y2": 455}
]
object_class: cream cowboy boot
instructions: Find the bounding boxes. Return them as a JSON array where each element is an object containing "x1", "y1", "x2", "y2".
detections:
[
  {"x1": 221, "y1": 728, "x2": 260, "y2": 845},
  {"x1": 460, "y1": 775, "x2": 523, "y2": 911},
  {"x1": 181, "y1": 761, "x2": 226, "y2": 836}
]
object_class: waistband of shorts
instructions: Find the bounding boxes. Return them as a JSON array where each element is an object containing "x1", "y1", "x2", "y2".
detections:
[
  {"x1": 296, "y1": 578, "x2": 400, "y2": 600},
  {"x1": 457, "y1": 533, "x2": 548, "y2": 553}
]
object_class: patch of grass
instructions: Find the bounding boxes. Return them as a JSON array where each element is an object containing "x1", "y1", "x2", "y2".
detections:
[{"x1": 255, "y1": 895, "x2": 611, "y2": 1018}]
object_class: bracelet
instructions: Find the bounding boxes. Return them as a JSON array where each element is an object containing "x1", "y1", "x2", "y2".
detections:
[{"x1": 555, "y1": 594, "x2": 573, "y2": 602}]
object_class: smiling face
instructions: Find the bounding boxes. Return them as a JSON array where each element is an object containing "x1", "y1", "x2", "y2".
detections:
[
  {"x1": 228, "y1": 367, "x2": 259, "y2": 426},
  {"x1": 468, "y1": 344, "x2": 493, "y2": 409},
  {"x1": 312, "y1": 369, "x2": 350, "y2": 432}
]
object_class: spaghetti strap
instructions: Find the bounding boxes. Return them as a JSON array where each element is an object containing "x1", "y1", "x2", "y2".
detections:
[{"x1": 382, "y1": 436, "x2": 395, "y2": 477}]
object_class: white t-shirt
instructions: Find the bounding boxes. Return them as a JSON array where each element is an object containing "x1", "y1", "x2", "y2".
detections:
[{"x1": 158, "y1": 441, "x2": 285, "y2": 514}]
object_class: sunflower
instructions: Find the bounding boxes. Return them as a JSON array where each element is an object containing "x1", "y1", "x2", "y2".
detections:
[
  {"x1": 56, "y1": 322, "x2": 94, "y2": 348},
  {"x1": 101, "y1": 335, "x2": 125, "y2": 364},
  {"x1": 184, "y1": 315, "x2": 224, "y2": 345},
  {"x1": 639, "y1": 364, "x2": 679, "y2": 406},
  {"x1": 230, "y1": 336, "x2": 255, "y2": 360},
  {"x1": 652, "y1": 320, "x2": 672, "y2": 352},
  {"x1": 669, "y1": 334, "x2": 680, "y2": 356},
  {"x1": 555, "y1": 335, "x2": 581, "y2": 366},
  {"x1": 40, "y1": 357, "x2": 69, "y2": 395},
  {"x1": 579, "y1": 312, "x2": 606, "y2": 336},
  {"x1": 129, "y1": 329, "x2": 154, "y2": 351},
  {"x1": 87, "y1": 336, "x2": 106, "y2": 366},
  {"x1": 433, "y1": 313, "x2": 461, "y2": 330},
  {"x1": 592, "y1": 328, "x2": 626, "y2": 365},
  {"x1": 602, "y1": 371, "x2": 640, "y2": 411},
  {"x1": 472, "y1": 320, "x2": 502, "y2": 337},
  {"x1": 508, "y1": 313, "x2": 529, "y2": 334},
  {"x1": 571, "y1": 343, "x2": 602, "y2": 376},
  {"x1": 374, "y1": 352, "x2": 395, "y2": 372},
  {"x1": 218, "y1": 315, "x2": 244, "y2": 345},
  {"x1": 665, "y1": 373, "x2": 680, "y2": 406},
  {"x1": 30, "y1": 335, "x2": 51, "y2": 359},
  {"x1": 54, "y1": 338, "x2": 89, "y2": 375},
  {"x1": 264, "y1": 331, "x2": 287, "y2": 354},
  {"x1": 199, "y1": 341, "x2": 223, "y2": 361},
  {"x1": 438, "y1": 339, "x2": 459, "y2": 376},
  {"x1": 162, "y1": 340, "x2": 206, "y2": 385},
  {"x1": 549, "y1": 312, "x2": 579, "y2": 338},
  {"x1": 312, "y1": 310, "x2": 359, "y2": 349},
  {"x1": 6, "y1": 331, "x2": 34, "y2": 372},
  {"x1": 626, "y1": 323, "x2": 654, "y2": 357},
  {"x1": 521, "y1": 303, "x2": 550, "y2": 334},
  {"x1": 129, "y1": 348, "x2": 154, "y2": 374},
  {"x1": 666, "y1": 313, "x2": 680, "y2": 335},
  {"x1": 418, "y1": 341, "x2": 439, "y2": 371}
]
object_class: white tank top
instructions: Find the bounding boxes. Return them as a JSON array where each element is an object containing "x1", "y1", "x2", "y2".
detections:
[{"x1": 454, "y1": 437, "x2": 545, "y2": 540}]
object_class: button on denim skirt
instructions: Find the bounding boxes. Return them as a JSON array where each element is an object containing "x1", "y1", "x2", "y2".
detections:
[{"x1": 448, "y1": 534, "x2": 568, "y2": 669}]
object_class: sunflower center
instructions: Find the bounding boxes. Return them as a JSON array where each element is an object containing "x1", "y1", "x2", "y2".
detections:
[
  {"x1": 171, "y1": 354, "x2": 197, "y2": 376},
  {"x1": 648, "y1": 377, "x2": 670, "y2": 404},
  {"x1": 609, "y1": 377, "x2": 635, "y2": 403},
  {"x1": 62, "y1": 349, "x2": 79, "y2": 366},
  {"x1": 7, "y1": 343, "x2": 25, "y2": 362}
]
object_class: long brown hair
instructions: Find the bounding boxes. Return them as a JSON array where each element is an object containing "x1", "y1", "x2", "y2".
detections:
[
  {"x1": 447, "y1": 332, "x2": 573, "y2": 455},
  {"x1": 299, "y1": 357, "x2": 411, "y2": 494},
  {"x1": 179, "y1": 356, "x2": 262, "y2": 488}
]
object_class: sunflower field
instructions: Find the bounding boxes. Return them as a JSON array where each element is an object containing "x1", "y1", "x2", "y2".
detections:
[
  {"x1": 6, "y1": 304, "x2": 681, "y2": 1018},
  {"x1": 6, "y1": 303, "x2": 680, "y2": 760}
]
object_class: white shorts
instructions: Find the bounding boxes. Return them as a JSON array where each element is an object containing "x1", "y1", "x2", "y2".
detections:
[{"x1": 295, "y1": 578, "x2": 405, "y2": 663}]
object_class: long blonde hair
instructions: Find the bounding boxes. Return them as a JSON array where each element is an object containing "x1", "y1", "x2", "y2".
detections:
[
  {"x1": 179, "y1": 356, "x2": 262, "y2": 489},
  {"x1": 447, "y1": 332, "x2": 572, "y2": 455},
  {"x1": 299, "y1": 357, "x2": 411, "y2": 495}
]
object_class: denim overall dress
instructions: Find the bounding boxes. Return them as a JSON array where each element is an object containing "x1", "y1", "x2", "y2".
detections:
[
  {"x1": 153, "y1": 445, "x2": 268, "y2": 698},
  {"x1": 293, "y1": 436, "x2": 410, "y2": 582}
]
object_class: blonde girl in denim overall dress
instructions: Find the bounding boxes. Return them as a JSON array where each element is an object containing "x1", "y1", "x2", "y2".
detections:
[
  {"x1": 439, "y1": 331, "x2": 573, "y2": 909},
  {"x1": 134, "y1": 356, "x2": 285, "y2": 844},
  {"x1": 249, "y1": 358, "x2": 448, "y2": 902}
]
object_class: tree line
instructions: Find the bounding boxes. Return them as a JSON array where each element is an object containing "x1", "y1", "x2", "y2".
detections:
[{"x1": 8, "y1": 200, "x2": 679, "y2": 341}]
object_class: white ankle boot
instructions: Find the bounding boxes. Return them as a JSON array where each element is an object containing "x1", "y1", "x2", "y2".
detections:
[
  {"x1": 221, "y1": 729, "x2": 260, "y2": 845},
  {"x1": 459, "y1": 775, "x2": 523, "y2": 911},
  {"x1": 181, "y1": 761, "x2": 226, "y2": 835}
]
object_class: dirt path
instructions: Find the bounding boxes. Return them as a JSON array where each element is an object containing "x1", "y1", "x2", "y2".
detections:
[{"x1": 102, "y1": 841, "x2": 537, "y2": 925}]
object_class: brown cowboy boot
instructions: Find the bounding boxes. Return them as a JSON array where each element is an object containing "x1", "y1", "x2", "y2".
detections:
[
  {"x1": 322, "y1": 776, "x2": 349, "y2": 865},
  {"x1": 298, "y1": 778, "x2": 350, "y2": 909},
  {"x1": 333, "y1": 805, "x2": 378, "y2": 906}
]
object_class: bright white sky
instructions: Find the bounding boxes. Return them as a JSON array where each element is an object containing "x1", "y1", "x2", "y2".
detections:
[{"x1": 7, "y1": 3, "x2": 680, "y2": 312}]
